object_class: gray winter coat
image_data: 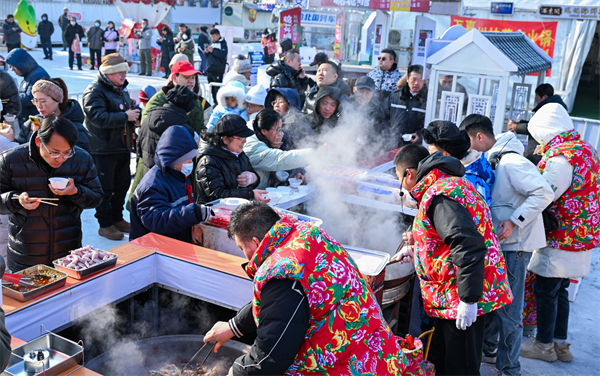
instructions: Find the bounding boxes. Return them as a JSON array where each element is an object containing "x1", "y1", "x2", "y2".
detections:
[
  {"x1": 2, "y1": 20, "x2": 21, "y2": 45},
  {"x1": 136, "y1": 26, "x2": 152, "y2": 50},
  {"x1": 86, "y1": 26, "x2": 104, "y2": 50}
]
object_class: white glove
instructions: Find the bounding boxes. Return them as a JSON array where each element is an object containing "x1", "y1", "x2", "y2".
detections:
[
  {"x1": 456, "y1": 300, "x2": 478, "y2": 330},
  {"x1": 391, "y1": 245, "x2": 414, "y2": 264}
]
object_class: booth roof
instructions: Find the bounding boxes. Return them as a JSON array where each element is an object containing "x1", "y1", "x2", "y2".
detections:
[{"x1": 481, "y1": 31, "x2": 553, "y2": 76}]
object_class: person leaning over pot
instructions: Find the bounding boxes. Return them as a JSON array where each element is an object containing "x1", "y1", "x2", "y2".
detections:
[
  {"x1": 0, "y1": 117, "x2": 103, "y2": 272},
  {"x1": 195, "y1": 115, "x2": 269, "y2": 204},
  {"x1": 243, "y1": 108, "x2": 317, "y2": 189},
  {"x1": 204, "y1": 202, "x2": 408, "y2": 376}
]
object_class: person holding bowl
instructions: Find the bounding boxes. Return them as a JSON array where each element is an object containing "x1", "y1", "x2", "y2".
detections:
[
  {"x1": 243, "y1": 108, "x2": 316, "y2": 190},
  {"x1": 0, "y1": 117, "x2": 103, "y2": 271}
]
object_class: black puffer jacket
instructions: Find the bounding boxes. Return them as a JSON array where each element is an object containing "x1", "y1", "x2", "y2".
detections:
[
  {"x1": 380, "y1": 83, "x2": 428, "y2": 150},
  {"x1": 195, "y1": 138, "x2": 259, "y2": 203},
  {"x1": 303, "y1": 86, "x2": 343, "y2": 136},
  {"x1": 38, "y1": 19, "x2": 55, "y2": 39},
  {"x1": 266, "y1": 60, "x2": 310, "y2": 108},
  {"x1": 138, "y1": 103, "x2": 195, "y2": 174},
  {"x1": 82, "y1": 73, "x2": 134, "y2": 155},
  {"x1": 303, "y1": 78, "x2": 351, "y2": 114},
  {"x1": 515, "y1": 94, "x2": 568, "y2": 165},
  {"x1": 17, "y1": 100, "x2": 90, "y2": 152},
  {"x1": 0, "y1": 70, "x2": 21, "y2": 118},
  {"x1": 0, "y1": 132, "x2": 104, "y2": 271},
  {"x1": 64, "y1": 23, "x2": 84, "y2": 46}
]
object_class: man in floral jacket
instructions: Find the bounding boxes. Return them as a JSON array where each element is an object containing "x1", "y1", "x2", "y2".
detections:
[
  {"x1": 520, "y1": 103, "x2": 600, "y2": 363},
  {"x1": 204, "y1": 202, "x2": 407, "y2": 376},
  {"x1": 394, "y1": 145, "x2": 512, "y2": 375}
]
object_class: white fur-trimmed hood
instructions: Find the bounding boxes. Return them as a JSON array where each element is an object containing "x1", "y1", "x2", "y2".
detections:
[
  {"x1": 217, "y1": 83, "x2": 246, "y2": 110},
  {"x1": 528, "y1": 103, "x2": 574, "y2": 145}
]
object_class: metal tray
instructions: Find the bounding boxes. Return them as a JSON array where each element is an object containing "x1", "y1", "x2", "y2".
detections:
[
  {"x1": 52, "y1": 251, "x2": 118, "y2": 280},
  {"x1": 4, "y1": 332, "x2": 83, "y2": 376},
  {"x1": 345, "y1": 246, "x2": 390, "y2": 276},
  {"x1": 2, "y1": 265, "x2": 67, "y2": 302}
]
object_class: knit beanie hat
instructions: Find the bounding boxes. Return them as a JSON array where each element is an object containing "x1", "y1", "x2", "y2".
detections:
[
  {"x1": 32, "y1": 79, "x2": 64, "y2": 103},
  {"x1": 139, "y1": 85, "x2": 157, "y2": 104},
  {"x1": 200, "y1": 26, "x2": 208, "y2": 32},
  {"x1": 169, "y1": 53, "x2": 189, "y2": 69},
  {"x1": 245, "y1": 85, "x2": 267, "y2": 106},
  {"x1": 100, "y1": 53, "x2": 129, "y2": 75},
  {"x1": 166, "y1": 85, "x2": 196, "y2": 113},
  {"x1": 422, "y1": 120, "x2": 471, "y2": 160},
  {"x1": 233, "y1": 55, "x2": 252, "y2": 74}
]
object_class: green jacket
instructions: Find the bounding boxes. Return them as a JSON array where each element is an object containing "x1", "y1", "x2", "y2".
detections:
[
  {"x1": 142, "y1": 88, "x2": 207, "y2": 135},
  {"x1": 243, "y1": 135, "x2": 314, "y2": 189}
]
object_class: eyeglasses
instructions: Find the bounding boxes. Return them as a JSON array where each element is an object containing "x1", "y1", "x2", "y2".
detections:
[
  {"x1": 271, "y1": 100, "x2": 287, "y2": 106},
  {"x1": 273, "y1": 128, "x2": 284, "y2": 134},
  {"x1": 42, "y1": 143, "x2": 75, "y2": 159},
  {"x1": 32, "y1": 98, "x2": 56, "y2": 107},
  {"x1": 378, "y1": 57, "x2": 387, "y2": 61},
  {"x1": 231, "y1": 136, "x2": 246, "y2": 141}
]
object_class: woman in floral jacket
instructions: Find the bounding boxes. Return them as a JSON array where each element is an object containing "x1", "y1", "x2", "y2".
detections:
[
  {"x1": 204, "y1": 202, "x2": 408, "y2": 376},
  {"x1": 395, "y1": 146, "x2": 512, "y2": 375}
]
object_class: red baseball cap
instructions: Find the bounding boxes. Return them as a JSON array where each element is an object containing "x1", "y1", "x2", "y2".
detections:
[{"x1": 171, "y1": 61, "x2": 201, "y2": 76}]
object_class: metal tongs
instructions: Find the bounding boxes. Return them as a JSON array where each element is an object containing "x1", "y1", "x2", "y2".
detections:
[
  {"x1": 388, "y1": 225, "x2": 412, "y2": 265},
  {"x1": 2, "y1": 273, "x2": 39, "y2": 287},
  {"x1": 181, "y1": 341, "x2": 217, "y2": 373}
]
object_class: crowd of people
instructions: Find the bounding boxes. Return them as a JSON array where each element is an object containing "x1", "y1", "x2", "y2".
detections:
[{"x1": 0, "y1": 21, "x2": 597, "y2": 375}]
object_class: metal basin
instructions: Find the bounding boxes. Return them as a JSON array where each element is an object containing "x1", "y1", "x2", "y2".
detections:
[{"x1": 85, "y1": 335, "x2": 250, "y2": 376}]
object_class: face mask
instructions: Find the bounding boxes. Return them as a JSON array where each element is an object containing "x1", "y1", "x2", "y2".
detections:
[
  {"x1": 95, "y1": 22, "x2": 100, "y2": 27},
  {"x1": 42, "y1": 17, "x2": 47, "y2": 21},
  {"x1": 180, "y1": 162, "x2": 193, "y2": 177},
  {"x1": 182, "y1": 34, "x2": 189, "y2": 40},
  {"x1": 70, "y1": 21, "x2": 76, "y2": 26}
]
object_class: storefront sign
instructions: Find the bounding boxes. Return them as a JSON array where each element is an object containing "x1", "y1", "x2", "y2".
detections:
[
  {"x1": 390, "y1": 0, "x2": 429, "y2": 12},
  {"x1": 490, "y1": 2, "x2": 513, "y2": 15},
  {"x1": 369, "y1": 0, "x2": 391, "y2": 11},
  {"x1": 451, "y1": 16, "x2": 557, "y2": 76},
  {"x1": 334, "y1": 12, "x2": 343, "y2": 60},
  {"x1": 248, "y1": 8, "x2": 257, "y2": 22},
  {"x1": 301, "y1": 11, "x2": 336, "y2": 27},
  {"x1": 279, "y1": 7, "x2": 301, "y2": 44},
  {"x1": 249, "y1": 51, "x2": 264, "y2": 86},
  {"x1": 538, "y1": 5, "x2": 600, "y2": 20},
  {"x1": 321, "y1": 0, "x2": 370, "y2": 9}
]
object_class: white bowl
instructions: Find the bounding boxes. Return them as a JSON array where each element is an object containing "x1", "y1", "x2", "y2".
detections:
[
  {"x1": 277, "y1": 186, "x2": 292, "y2": 196},
  {"x1": 49, "y1": 177, "x2": 69, "y2": 190},
  {"x1": 269, "y1": 192, "x2": 283, "y2": 204},
  {"x1": 265, "y1": 187, "x2": 277, "y2": 192},
  {"x1": 288, "y1": 178, "x2": 301, "y2": 188}
]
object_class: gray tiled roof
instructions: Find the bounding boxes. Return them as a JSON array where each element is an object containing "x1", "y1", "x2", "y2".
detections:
[{"x1": 481, "y1": 31, "x2": 552, "y2": 76}]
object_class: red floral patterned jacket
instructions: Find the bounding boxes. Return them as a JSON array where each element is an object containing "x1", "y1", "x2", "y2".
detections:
[
  {"x1": 538, "y1": 130, "x2": 600, "y2": 251},
  {"x1": 411, "y1": 168, "x2": 513, "y2": 319},
  {"x1": 245, "y1": 218, "x2": 408, "y2": 375}
]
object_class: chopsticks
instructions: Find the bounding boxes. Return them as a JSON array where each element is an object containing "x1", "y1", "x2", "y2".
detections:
[{"x1": 12, "y1": 197, "x2": 59, "y2": 206}]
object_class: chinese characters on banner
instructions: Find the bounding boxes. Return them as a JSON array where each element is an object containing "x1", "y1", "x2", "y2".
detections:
[
  {"x1": 390, "y1": 0, "x2": 429, "y2": 12},
  {"x1": 279, "y1": 8, "x2": 302, "y2": 45},
  {"x1": 301, "y1": 11, "x2": 337, "y2": 27},
  {"x1": 369, "y1": 0, "x2": 391, "y2": 11},
  {"x1": 334, "y1": 12, "x2": 343, "y2": 60},
  {"x1": 451, "y1": 16, "x2": 557, "y2": 76},
  {"x1": 538, "y1": 5, "x2": 600, "y2": 20},
  {"x1": 321, "y1": 0, "x2": 370, "y2": 8},
  {"x1": 248, "y1": 8, "x2": 257, "y2": 23}
]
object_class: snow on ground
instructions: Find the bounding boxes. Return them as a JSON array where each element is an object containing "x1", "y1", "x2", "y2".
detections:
[{"x1": 4, "y1": 47, "x2": 600, "y2": 376}]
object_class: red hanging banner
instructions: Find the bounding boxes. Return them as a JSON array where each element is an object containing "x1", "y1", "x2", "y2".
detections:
[
  {"x1": 279, "y1": 7, "x2": 302, "y2": 45},
  {"x1": 334, "y1": 12, "x2": 343, "y2": 60}
]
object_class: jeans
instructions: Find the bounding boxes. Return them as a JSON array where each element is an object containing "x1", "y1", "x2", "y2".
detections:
[
  {"x1": 198, "y1": 49, "x2": 207, "y2": 73},
  {"x1": 92, "y1": 153, "x2": 131, "y2": 228},
  {"x1": 89, "y1": 48, "x2": 102, "y2": 68},
  {"x1": 206, "y1": 70, "x2": 223, "y2": 106},
  {"x1": 41, "y1": 37, "x2": 52, "y2": 58},
  {"x1": 139, "y1": 49, "x2": 152, "y2": 75},
  {"x1": 483, "y1": 251, "x2": 531, "y2": 375},
  {"x1": 429, "y1": 316, "x2": 485, "y2": 376},
  {"x1": 535, "y1": 275, "x2": 570, "y2": 344},
  {"x1": 69, "y1": 48, "x2": 82, "y2": 69}
]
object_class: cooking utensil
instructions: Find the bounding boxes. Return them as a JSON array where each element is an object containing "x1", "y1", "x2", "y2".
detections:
[
  {"x1": 23, "y1": 349, "x2": 50, "y2": 374},
  {"x1": 12, "y1": 197, "x2": 59, "y2": 206},
  {"x1": 2, "y1": 265, "x2": 67, "y2": 302},
  {"x1": 181, "y1": 341, "x2": 211, "y2": 373},
  {"x1": 1, "y1": 273, "x2": 38, "y2": 287},
  {"x1": 199, "y1": 342, "x2": 217, "y2": 368},
  {"x1": 388, "y1": 225, "x2": 412, "y2": 266}
]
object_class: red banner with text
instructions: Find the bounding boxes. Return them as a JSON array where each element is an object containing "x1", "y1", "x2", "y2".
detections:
[
  {"x1": 334, "y1": 12, "x2": 343, "y2": 60},
  {"x1": 279, "y1": 8, "x2": 302, "y2": 45},
  {"x1": 451, "y1": 16, "x2": 557, "y2": 76}
]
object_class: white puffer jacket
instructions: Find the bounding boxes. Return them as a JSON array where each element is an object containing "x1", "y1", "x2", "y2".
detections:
[
  {"x1": 527, "y1": 103, "x2": 593, "y2": 279},
  {"x1": 486, "y1": 132, "x2": 554, "y2": 252}
]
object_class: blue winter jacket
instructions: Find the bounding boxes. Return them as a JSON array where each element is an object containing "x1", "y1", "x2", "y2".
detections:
[
  {"x1": 206, "y1": 105, "x2": 248, "y2": 131},
  {"x1": 5, "y1": 49, "x2": 50, "y2": 124},
  {"x1": 463, "y1": 151, "x2": 495, "y2": 209},
  {"x1": 130, "y1": 126, "x2": 200, "y2": 243}
]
